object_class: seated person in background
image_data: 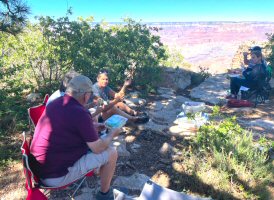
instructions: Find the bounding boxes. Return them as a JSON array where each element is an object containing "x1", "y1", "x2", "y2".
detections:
[
  {"x1": 92, "y1": 69, "x2": 149, "y2": 124},
  {"x1": 31, "y1": 75, "x2": 122, "y2": 200},
  {"x1": 47, "y1": 70, "x2": 80, "y2": 106},
  {"x1": 228, "y1": 50, "x2": 267, "y2": 99},
  {"x1": 47, "y1": 70, "x2": 102, "y2": 118},
  {"x1": 243, "y1": 46, "x2": 267, "y2": 67}
]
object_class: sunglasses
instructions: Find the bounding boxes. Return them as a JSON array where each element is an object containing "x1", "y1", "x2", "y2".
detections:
[{"x1": 98, "y1": 69, "x2": 108, "y2": 75}]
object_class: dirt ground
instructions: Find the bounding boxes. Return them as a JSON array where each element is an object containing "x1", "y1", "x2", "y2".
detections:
[{"x1": 0, "y1": 91, "x2": 273, "y2": 200}]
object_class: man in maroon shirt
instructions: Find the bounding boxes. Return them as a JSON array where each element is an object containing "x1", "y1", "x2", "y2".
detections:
[{"x1": 31, "y1": 75, "x2": 121, "y2": 200}]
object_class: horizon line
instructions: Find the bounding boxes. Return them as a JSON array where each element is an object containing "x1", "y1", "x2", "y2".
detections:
[{"x1": 91, "y1": 20, "x2": 274, "y2": 24}]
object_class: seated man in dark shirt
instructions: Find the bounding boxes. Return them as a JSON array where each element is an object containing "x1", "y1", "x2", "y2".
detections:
[{"x1": 30, "y1": 75, "x2": 121, "y2": 200}]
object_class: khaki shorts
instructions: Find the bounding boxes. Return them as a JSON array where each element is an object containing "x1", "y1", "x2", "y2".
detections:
[{"x1": 42, "y1": 147, "x2": 113, "y2": 187}]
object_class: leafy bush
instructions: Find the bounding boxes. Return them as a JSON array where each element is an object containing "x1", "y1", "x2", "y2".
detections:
[
  {"x1": 266, "y1": 33, "x2": 274, "y2": 77},
  {"x1": 36, "y1": 17, "x2": 167, "y2": 91},
  {"x1": 0, "y1": 16, "x2": 167, "y2": 135},
  {"x1": 0, "y1": 17, "x2": 167, "y2": 96},
  {"x1": 161, "y1": 47, "x2": 189, "y2": 68},
  {"x1": 191, "y1": 66, "x2": 211, "y2": 86},
  {"x1": 195, "y1": 117, "x2": 273, "y2": 197}
]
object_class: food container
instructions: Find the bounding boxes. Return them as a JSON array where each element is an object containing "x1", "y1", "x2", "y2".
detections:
[
  {"x1": 104, "y1": 114, "x2": 128, "y2": 129},
  {"x1": 182, "y1": 101, "x2": 206, "y2": 114}
]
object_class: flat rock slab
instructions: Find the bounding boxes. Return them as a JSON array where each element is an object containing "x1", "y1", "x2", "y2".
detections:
[
  {"x1": 26, "y1": 93, "x2": 41, "y2": 102},
  {"x1": 144, "y1": 99, "x2": 178, "y2": 133},
  {"x1": 74, "y1": 187, "x2": 96, "y2": 200},
  {"x1": 222, "y1": 106, "x2": 254, "y2": 115},
  {"x1": 190, "y1": 74, "x2": 229, "y2": 105},
  {"x1": 112, "y1": 135, "x2": 131, "y2": 158},
  {"x1": 174, "y1": 95, "x2": 191, "y2": 104},
  {"x1": 113, "y1": 173, "x2": 150, "y2": 192},
  {"x1": 143, "y1": 96, "x2": 192, "y2": 134},
  {"x1": 157, "y1": 87, "x2": 176, "y2": 96},
  {"x1": 140, "y1": 120, "x2": 169, "y2": 134},
  {"x1": 249, "y1": 119, "x2": 274, "y2": 131},
  {"x1": 124, "y1": 98, "x2": 146, "y2": 108},
  {"x1": 168, "y1": 125, "x2": 198, "y2": 138}
]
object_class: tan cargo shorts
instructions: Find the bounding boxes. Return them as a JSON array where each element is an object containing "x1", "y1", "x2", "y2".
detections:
[{"x1": 42, "y1": 147, "x2": 113, "y2": 187}]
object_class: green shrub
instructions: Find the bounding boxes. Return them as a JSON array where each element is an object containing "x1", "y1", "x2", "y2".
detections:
[
  {"x1": 161, "y1": 47, "x2": 188, "y2": 68},
  {"x1": 0, "y1": 16, "x2": 167, "y2": 135},
  {"x1": 266, "y1": 33, "x2": 274, "y2": 77},
  {"x1": 195, "y1": 117, "x2": 273, "y2": 191},
  {"x1": 191, "y1": 66, "x2": 211, "y2": 86}
]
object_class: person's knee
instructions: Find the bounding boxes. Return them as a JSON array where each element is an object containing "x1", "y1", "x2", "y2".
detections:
[
  {"x1": 107, "y1": 147, "x2": 118, "y2": 162},
  {"x1": 114, "y1": 106, "x2": 121, "y2": 113},
  {"x1": 116, "y1": 102, "x2": 123, "y2": 107},
  {"x1": 102, "y1": 107, "x2": 116, "y2": 119},
  {"x1": 231, "y1": 77, "x2": 237, "y2": 84}
]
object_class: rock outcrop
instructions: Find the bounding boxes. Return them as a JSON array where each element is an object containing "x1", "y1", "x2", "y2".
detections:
[{"x1": 190, "y1": 74, "x2": 229, "y2": 105}]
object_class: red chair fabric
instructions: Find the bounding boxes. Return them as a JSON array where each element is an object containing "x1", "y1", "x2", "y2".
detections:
[
  {"x1": 26, "y1": 188, "x2": 47, "y2": 200},
  {"x1": 21, "y1": 132, "x2": 95, "y2": 199},
  {"x1": 21, "y1": 132, "x2": 48, "y2": 199},
  {"x1": 28, "y1": 94, "x2": 49, "y2": 127}
]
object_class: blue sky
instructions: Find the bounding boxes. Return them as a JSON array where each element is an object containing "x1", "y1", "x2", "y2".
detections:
[{"x1": 27, "y1": 0, "x2": 274, "y2": 22}]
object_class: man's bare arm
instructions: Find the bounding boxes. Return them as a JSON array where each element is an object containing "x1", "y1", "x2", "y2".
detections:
[
  {"x1": 86, "y1": 128, "x2": 122, "y2": 154},
  {"x1": 243, "y1": 52, "x2": 250, "y2": 65}
]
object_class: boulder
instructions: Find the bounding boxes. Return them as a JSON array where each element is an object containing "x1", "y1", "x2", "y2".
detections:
[
  {"x1": 190, "y1": 74, "x2": 229, "y2": 105},
  {"x1": 159, "y1": 142, "x2": 174, "y2": 156},
  {"x1": 113, "y1": 173, "x2": 150, "y2": 192},
  {"x1": 161, "y1": 68, "x2": 192, "y2": 90},
  {"x1": 111, "y1": 135, "x2": 130, "y2": 158},
  {"x1": 26, "y1": 93, "x2": 41, "y2": 102},
  {"x1": 124, "y1": 98, "x2": 146, "y2": 108},
  {"x1": 143, "y1": 96, "x2": 191, "y2": 134},
  {"x1": 249, "y1": 119, "x2": 274, "y2": 131}
]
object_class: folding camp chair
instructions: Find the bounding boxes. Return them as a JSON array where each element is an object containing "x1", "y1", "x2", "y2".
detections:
[
  {"x1": 240, "y1": 79, "x2": 271, "y2": 107},
  {"x1": 113, "y1": 180, "x2": 212, "y2": 200},
  {"x1": 240, "y1": 65, "x2": 272, "y2": 107},
  {"x1": 21, "y1": 132, "x2": 94, "y2": 200},
  {"x1": 28, "y1": 94, "x2": 49, "y2": 134}
]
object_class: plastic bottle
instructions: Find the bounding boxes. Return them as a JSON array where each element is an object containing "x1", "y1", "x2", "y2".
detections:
[{"x1": 237, "y1": 93, "x2": 241, "y2": 100}]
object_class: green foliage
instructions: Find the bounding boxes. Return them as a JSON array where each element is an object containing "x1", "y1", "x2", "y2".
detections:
[
  {"x1": 266, "y1": 33, "x2": 274, "y2": 77},
  {"x1": 195, "y1": 117, "x2": 273, "y2": 190},
  {"x1": 0, "y1": 0, "x2": 30, "y2": 35},
  {"x1": 1, "y1": 16, "x2": 167, "y2": 96},
  {"x1": 161, "y1": 47, "x2": 189, "y2": 68},
  {"x1": 0, "y1": 16, "x2": 167, "y2": 138},
  {"x1": 32, "y1": 16, "x2": 166, "y2": 91},
  {"x1": 191, "y1": 66, "x2": 211, "y2": 86},
  {"x1": 211, "y1": 105, "x2": 221, "y2": 117},
  {"x1": 72, "y1": 18, "x2": 167, "y2": 89},
  {"x1": 186, "y1": 112, "x2": 201, "y2": 120},
  {"x1": 198, "y1": 66, "x2": 211, "y2": 79}
]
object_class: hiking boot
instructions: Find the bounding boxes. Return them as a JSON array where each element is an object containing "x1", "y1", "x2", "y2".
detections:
[
  {"x1": 139, "y1": 111, "x2": 148, "y2": 117},
  {"x1": 96, "y1": 187, "x2": 128, "y2": 200},
  {"x1": 135, "y1": 115, "x2": 149, "y2": 124},
  {"x1": 95, "y1": 190, "x2": 114, "y2": 200}
]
